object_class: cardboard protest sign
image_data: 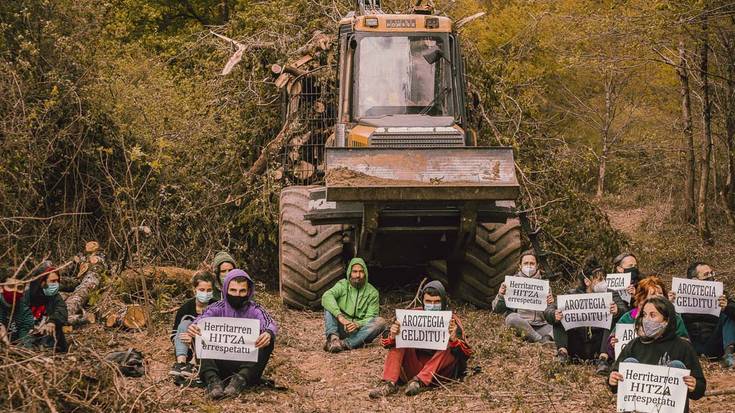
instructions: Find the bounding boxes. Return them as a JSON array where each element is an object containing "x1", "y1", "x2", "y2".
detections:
[
  {"x1": 617, "y1": 362, "x2": 689, "y2": 413},
  {"x1": 195, "y1": 317, "x2": 260, "y2": 362},
  {"x1": 557, "y1": 292, "x2": 613, "y2": 330},
  {"x1": 607, "y1": 273, "x2": 632, "y2": 304},
  {"x1": 395, "y1": 309, "x2": 452, "y2": 351},
  {"x1": 503, "y1": 276, "x2": 549, "y2": 311},
  {"x1": 614, "y1": 323, "x2": 636, "y2": 358},
  {"x1": 671, "y1": 277, "x2": 723, "y2": 317}
]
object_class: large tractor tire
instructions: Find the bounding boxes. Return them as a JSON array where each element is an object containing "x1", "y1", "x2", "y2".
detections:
[
  {"x1": 279, "y1": 186, "x2": 346, "y2": 309},
  {"x1": 427, "y1": 219, "x2": 522, "y2": 308}
]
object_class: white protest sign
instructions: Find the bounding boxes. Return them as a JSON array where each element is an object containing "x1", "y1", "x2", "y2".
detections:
[
  {"x1": 614, "y1": 323, "x2": 636, "y2": 358},
  {"x1": 395, "y1": 309, "x2": 452, "y2": 351},
  {"x1": 194, "y1": 317, "x2": 259, "y2": 362},
  {"x1": 503, "y1": 276, "x2": 549, "y2": 311},
  {"x1": 608, "y1": 273, "x2": 632, "y2": 304},
  {"x1": 557, "y1": 292, "x2": 613, "y2": 330},
  {"x1": 617, "y1": 362, "x2": 689, "y2": 413},
  {"x1": 671, "y1": 277, "x2": 723, "y2": 317}
]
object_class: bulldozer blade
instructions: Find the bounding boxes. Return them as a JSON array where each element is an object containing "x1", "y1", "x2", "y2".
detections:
[{"x1": 325, "y1": 147, "x2": 519, "y2": 202}]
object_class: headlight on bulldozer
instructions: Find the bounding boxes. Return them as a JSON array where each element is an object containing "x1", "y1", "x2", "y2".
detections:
[
  {"x1": 425, "y1": 17, "x2": 439, "y2": 29},
  {"x1": 365, "y1": 17, "x2": 379, "y2": 27}
]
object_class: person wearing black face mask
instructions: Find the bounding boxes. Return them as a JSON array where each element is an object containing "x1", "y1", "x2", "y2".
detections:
[
  {"x1": 545, "y1": 256, "x2": 628, "y2": 374},
  {"x1": 187, "y1": 269, "x2": 278, "y2": 399},
  {"x1": 668, "y1": 261, "x2": 735, "y2": 368},
  {"x1": 0, "y1": 276, "x2": 35, "y2": 346}
]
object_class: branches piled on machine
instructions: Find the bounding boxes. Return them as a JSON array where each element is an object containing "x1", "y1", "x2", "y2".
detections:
[{"x1": 243, "y1": 30, "x2": 337, "y2": 184}]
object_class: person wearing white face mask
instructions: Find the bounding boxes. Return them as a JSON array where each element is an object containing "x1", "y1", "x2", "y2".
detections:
[
  {"x1": 492, "y1": 251, "x2": 554, "y2": 344},
  {"x1": 668, "y1": 261, "x2": 735, "y2": 368},
  {"x1": 27, "y1": 266, "x2": 68, "y2": 352},
  {"x1": 169, "y1": 272, "x2": 218, "y2": 385},
  {"x1": 609, "y1": 296, "x2": 705, "y2": 413},
  {"x1": 369, "y1": 281, "x2": 472, "y2": 398},
  {"x1": 545, "y1": 256, "x2": 628, "y2": 374}
]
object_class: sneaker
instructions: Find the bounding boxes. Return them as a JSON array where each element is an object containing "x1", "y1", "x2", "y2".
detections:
[
  {"x1": 722, "y1": 353, "x2": 734, "y2": 369},
  {"x1": 368, "y1": 380, "x2": 398, "y2": 399},
  {"x1": 223, "y1": 373, "x2": 248, "y2": 398},
  {"x1": 539, "y1": 335, "x2": 555, "y2": 347},
  {"x1": 328, "y1": 336, "x2": 346, "y2": 353},
  {"x1": 324, "y1": 334, "x2": 340, "y2": 352},
  {"x1": 555, "y1": 350, "x2": 570, "y2": 365},
  {"x1": 206, "y1": 378, "x2": 225, "y2": 400},
  {"x1": 595, "y1": 358, "x2": 609, "y2": 375},
  {"x1": 169, "y1": 362, "x2": 186, "y2": 376},
  {"x1": 405, "y1": 379, "x2": 428, "y2": 396},
  {"x1": 180, "y1": 363, "x2": 196, "y2": 379}
]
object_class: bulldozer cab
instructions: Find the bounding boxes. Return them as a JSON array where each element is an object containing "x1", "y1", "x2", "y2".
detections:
[{"x1": 334, "y1": 9, "x2": 470, "y2": 147}]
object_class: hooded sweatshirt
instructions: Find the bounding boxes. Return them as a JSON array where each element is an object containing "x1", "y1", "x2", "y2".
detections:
[
  {"x1": 28, "y1": 271, "x2": 68, "y2": 326},
  {"x1": 212, "y1": 251, "x2": 237, "y2": 296},
  {"x1": 609, "y1": 299, "x2": 706, "y2": 412},
  {"x1": 321, "y1": 258, "x2": 380, "y2": 327},
  {"x1": 492, "y1": 270, "x2": 547, "y2": 326},
  {"x1": 194, "y1": 269, "x2": 278, "y2": 337},
  {"x1": 381, "y1": 280, "x2": 472, "y2": 377},
  {"x1": 0, "y1": 292, "x2": 35, "y2": 342}
]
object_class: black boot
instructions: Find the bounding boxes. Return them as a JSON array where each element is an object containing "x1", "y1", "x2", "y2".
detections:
[
  {"x1": 223, "y1": 373, "x2": 248, "y2": 397},
  {"x1": 206, "y1": 377, "x2": 225, "y2": 400}
]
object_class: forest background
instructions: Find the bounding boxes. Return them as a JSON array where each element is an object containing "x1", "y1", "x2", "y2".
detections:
[{"x1": 2, "y1": 0, "x2": 735, "y2": 285}]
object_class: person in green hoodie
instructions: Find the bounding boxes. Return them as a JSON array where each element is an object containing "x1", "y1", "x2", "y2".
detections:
[{"x1": 321, "y1": 257, "x2": 386, "y2": 352}]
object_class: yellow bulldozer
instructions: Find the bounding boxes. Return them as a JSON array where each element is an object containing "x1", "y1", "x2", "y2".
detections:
[{"x1": 278, "y1": 0, "x2": 527, "y2": 309}]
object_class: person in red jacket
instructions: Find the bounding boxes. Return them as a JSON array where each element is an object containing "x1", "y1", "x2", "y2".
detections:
[{"x1": 369, "y1": 280, "x2": 472, "y2": 398}]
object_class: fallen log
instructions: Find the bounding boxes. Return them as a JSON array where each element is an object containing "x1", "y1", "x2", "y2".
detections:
[
  {"x1": 104, "y1": 304, "x2": 147, "y2": 329},
  {"x1": 65, "y1": 256, "x2": 103, "y2": 323}
]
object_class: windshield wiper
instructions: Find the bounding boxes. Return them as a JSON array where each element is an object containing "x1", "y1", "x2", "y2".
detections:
[{"x1": 419, "y1": 87, "x2": 450, "y2": 115}]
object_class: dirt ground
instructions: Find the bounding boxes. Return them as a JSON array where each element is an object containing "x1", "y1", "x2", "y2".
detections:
[{"x1": 62, "y1": 285, "x2": 735, "y2": 413}]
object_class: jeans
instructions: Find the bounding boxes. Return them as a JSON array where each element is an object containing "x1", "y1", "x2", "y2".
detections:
[
  {"x1": 324, "y1": 311, "x2": 386, "y2": 349},
  {"x1": 692, "y1": 314, "x2": 735, "y2": 358},
  {"x1": 174, "y1": 316, "x2": 194, "y2": 358},
  {"x1": 505, "y1": 313, "x2": 552, "y2": 342}
]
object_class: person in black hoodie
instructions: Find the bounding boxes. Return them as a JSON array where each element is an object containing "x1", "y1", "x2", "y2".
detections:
[
  {"x1": 545, "y1": 256, "x2": 628, "y2": 374},
  {"x1": 668, "y1": 261, "x2": 735, "y2": 368},
  {"x1": 27, "y1": 267, "x2": 68, "y2": 352},
  {"x1": 169, "y1": 272, "x2": 218, "y2": 384},
  {"x1": 609, "y1": 296, "x2": 706, "y2": 413}
]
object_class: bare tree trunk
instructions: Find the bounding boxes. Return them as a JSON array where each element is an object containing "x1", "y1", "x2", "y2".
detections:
[
  {"x1": 678, "y1": 40, "x2": 698, "y2": 224},
  {"x1": 597, "y1": 143, "x2": 608, "y2": 198},
  {"x1": 720, "y1": 25, "x2": 735, "y2": 224},
  {"x1": 697, "y1": 15, "x2": 714, "y2": 243},
  {"x1": 596, "y1": 76, "x2": 614, "y2": 198}
]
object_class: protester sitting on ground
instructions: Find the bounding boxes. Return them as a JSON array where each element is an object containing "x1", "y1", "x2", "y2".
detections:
[
  {"x1": 0, "y1": 276, "x2": 34, "y2": 346},
  {"x1": 211, "y1": 251, "x2": 236, "y2": 298},
  {"x1": 321, "y1": 257, "x2": 386, "y2": 353},
  {"x1": 668, "y1": 261, "x2": 734, "y2": 368},
  {"x1": 613, "y1": 252, "x2": 639, "y2": 303},
  {"x1": 369, "y1": 280, "x2": 472, "y2": 398},
  {"x1": 188, "y1": 269, "x2": 278, "y2": 399},
  {"x1": 545, "y1": 256, "x2": 628, "y2": 374},
  {"x1": 608, "y1": 296, "x2": 705, "y2": 413},
  {"x1": 27, "y1": 266, "x2": 69, "y2": 352},
  {"x1": 492, "y1": 250, "x2": 554, "y2": 344},
  {"x1": 169, "y1": 272, "x2": 218, "y2": 384},
  {"x1": 609, "y1": 275, "x2": 689, "y2": 361}
]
